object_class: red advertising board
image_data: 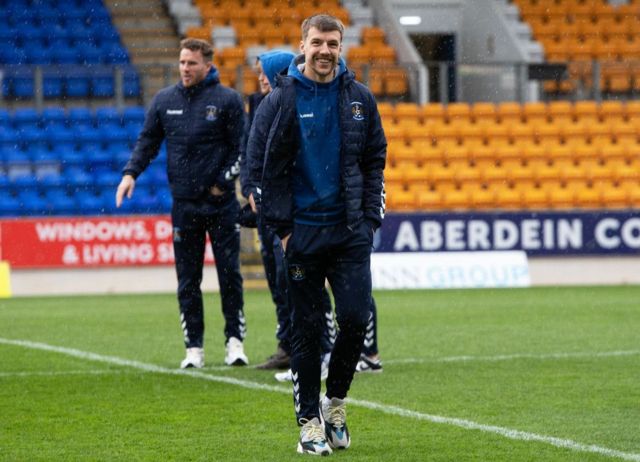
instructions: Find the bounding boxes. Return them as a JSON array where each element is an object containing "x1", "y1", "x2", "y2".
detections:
[{"x1": 0, "y1": 216, "x2": 214, "y2": 268}]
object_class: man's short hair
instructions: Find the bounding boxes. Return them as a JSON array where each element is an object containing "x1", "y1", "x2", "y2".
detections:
[
  {"x1": 301, "y1": 14, "x2": 344, "y2": 41},
  {"x1": 180, "y1": 38, "x2": 214, "y2": 62}
]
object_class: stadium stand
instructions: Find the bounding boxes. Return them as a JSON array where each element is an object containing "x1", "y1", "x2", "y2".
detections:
[
  {"x1": 514, "y1": 0, "x2": 640, "y2": 95},
  {"x1": 383, "y1": 100, "x2": 640, "y2": 211},
  {"x1": 175, "y1": 0, "x2": 410, "y2": 98},
  {"x1": 1, "y1": 0, "x2": 639, "y2": 219}
]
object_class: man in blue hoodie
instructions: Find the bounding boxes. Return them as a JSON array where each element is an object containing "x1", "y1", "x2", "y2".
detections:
[
  {"x1": 115, "y1": 38, "x2": 249, "y2": 369},
  {"x1": 242, "y1": 49, "x2": 337, "y2": 372},
  {"x1": 246, "y1": 15, "x2": 386, "y2": 456}
]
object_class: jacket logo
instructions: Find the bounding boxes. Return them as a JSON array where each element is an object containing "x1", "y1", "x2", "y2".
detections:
[
  {"x1": 299, "y1": 112, "x2": 314, "y2": 119},
  {"x1": 289, "y1": 264, "x2": 305, "y2": 281},
  {"x1": 205, "y1": 105, "x2": 218, "y2": 121},
  {"x1": 166, "y1": 109, "x2": 183, "y2": 115},
  {"x1": 351, "y1": 102, "x2": 364, "y2": 121}
]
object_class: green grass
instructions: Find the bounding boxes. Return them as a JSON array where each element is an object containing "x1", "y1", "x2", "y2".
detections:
[{"x1": 0, "y1": 287, "x2": 639, "y2": 461}]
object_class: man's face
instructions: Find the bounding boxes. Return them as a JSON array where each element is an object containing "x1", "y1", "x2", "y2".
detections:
[
  {"x1": 179, "y1": 48, "x2": 211, "y2": 88},
  {"x1": 256, "y1": 61, "x2": 271, "y2": 94},
  {"x1": 300, "y1": 26, "x2": 342, "y2": 83}
]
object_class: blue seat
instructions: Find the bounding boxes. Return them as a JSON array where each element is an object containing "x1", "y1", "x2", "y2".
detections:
[
  {"x1": 62, "y1": 166, "x2": 92, "y2": 192},
  {"x1": 46, "y1": 124, "x2": 74, "y2": 143},
  {"x1": 0, "y1": 109, "x2": 10, "y2": 128},
  {"x1": 95, "y1": 106, "x2": 122, "y2": 126},
  {"x1": 24, "y1": 44, "x2": 53, "y2": 65},
  {"x1": 43, "y1": 66, "x2": 65, "y2": 98},
  {"x1": 44, "y1": 189, "x2": 77, "y2": 215},
  {"x1": 65, "y1": 66, "x2": 92, "y2": 98},
  {"x1": 10, "y1": 172, "x2": 39, "y2": 194},
  {"x1": 41, "y1": 107, "x2": 67, "y2": 128},
  {"x1": 12, "y1": 108, "x2": 40, "y2": 128},
  {"x1": 76, "y1": 190, "x2": 107, "y2": 215},
  {"x1": 82, "y1": 45, "x2": 103, "y2": 64},
  {"x1": 38, "y1": 171, "x2": 65, "y2": 192},
  {"x1": 0, "y1": 47, "x2": 27, "y2": 65},
  {"x1": 19, "y1": 126, "x2": 49, "y2": 151},
  {"x1": 31, "y1": 148, "x2": 61, "y2": 176},
  {"x1": 17, "y1": 190, "x2": 49, "y2": 216},
  {"x1": 93, "y1": 169, "x2": 121, "y2": 188},
  {"x1": 91, "y1": 67, "x2": 114, "y2": 97},
  {"x1": 55, "y1": 46, "x2": 81, "y2": 65},
  {"x1": 74, "y1": 126, "x2": 103, "y2": 153},
  {"x1": 123, "y1": 106, "x2": 145, "y2": 126},
  {"x1": 86, "y1": 146, "x2": 113, "y2": 170},
  {"x1": 0, "y1": 126, "x2": 19, "y2": 151},
  {"x1": 0, "y1": 195, "x2": 22, "y2": 217},
  {"x1": 9, "y1": 67, "x2": 35, "y2": 97},
  {"x1": 102, "y1": 43, "x2": 129, "y2": 64},
  {"x1": 67, "y1": 107, "x2": 94, "y2": 129},
  {"x1": 57, "y1": 148, "x2": 85, "y2": 168},
  {"x1": 99, "y1": 124, "x2": 128, "y2": 144}
]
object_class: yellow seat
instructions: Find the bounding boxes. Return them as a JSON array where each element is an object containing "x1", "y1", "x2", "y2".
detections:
[
  {"x1": 471, "y1": 102, "x2": 497, "y2": 123},
  {"x1": 497, "y1": 102, "x2": 522, "y2": 124},
  {"x1": 446, "y1": 103, "x2": 471, "y2": 123},
  {"x1": 422, "y1": 103, "x2": 446, "y2": 123},
  {"x1": 522, "y1": 102, "x2": 548, "y2": 124}
]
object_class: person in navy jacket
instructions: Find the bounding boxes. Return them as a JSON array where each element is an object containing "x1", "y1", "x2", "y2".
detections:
[
  {"x1": 246, "y1": 15, "x2": 386, "y2": 456},
  {"x1": 116, "y1": 38, "x2": 249, "y2": 369}
]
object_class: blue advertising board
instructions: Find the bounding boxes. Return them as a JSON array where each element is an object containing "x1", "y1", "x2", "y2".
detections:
[{"x1": 375, "y1": 211, "x2": 640, "y2": 256}]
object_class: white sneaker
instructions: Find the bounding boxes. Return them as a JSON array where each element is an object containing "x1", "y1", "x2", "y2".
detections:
[
  {"x1": 225, "y1": 337, "x2": 248, "y2": 366},
  {"x1": 321, "y1": 396, "x2": 350, "y2": 449},
  {"x1": 297, "y1": 417, "x2": 332, "y2": 456},
  {"x1": 180, "y1": 347, "x2": 204, "y2": 369},
  {"x1": 275, "y1": 368, "x2": 293, "y2": 382}
]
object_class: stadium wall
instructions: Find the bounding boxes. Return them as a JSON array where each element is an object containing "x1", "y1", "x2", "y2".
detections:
[{"x1": 7, "y1": 256, "x2": 640, "y2": 297}]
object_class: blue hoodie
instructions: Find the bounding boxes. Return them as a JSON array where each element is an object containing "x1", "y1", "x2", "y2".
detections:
[
  {"x1": 288, "y1": 56, "x2": 348, "y2": 225},
  {"x1": 259, "y1": 49, "x2": 295, "y2": 89}
]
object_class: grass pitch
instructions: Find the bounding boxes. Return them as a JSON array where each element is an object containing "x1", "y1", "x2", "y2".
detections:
[{"x1": 0, "y1": 286, "x2": 639, "y2": 461}]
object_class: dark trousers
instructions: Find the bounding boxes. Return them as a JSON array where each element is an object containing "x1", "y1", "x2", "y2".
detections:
[
  {"x1": 258, "y1": 220, "x2": 335, "y2": 355},
  {"x1": 172, "y1": 196, "x2": 244, "y2": 348},
  {"x1": 286, "y1": 221, "x2": 372, "y2": 422}
]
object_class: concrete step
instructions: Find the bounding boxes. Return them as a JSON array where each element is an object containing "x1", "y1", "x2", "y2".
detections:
[
  {"x1": 120, "y1": 27, "x2": 176, "y2": 38},
  {"x1": 125, "y1": 37, "x2": 179, "y2": 49},
  {"x1": 115, "y1": 17, "x2": 174, "y2": 29}
]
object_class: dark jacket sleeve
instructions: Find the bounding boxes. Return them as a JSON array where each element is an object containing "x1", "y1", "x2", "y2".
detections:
[
  {"x1": 123, "y1": 95, "x2": 164, "y2": 178},
  {"x1": 215, "y1": 91, "x2": 245, "y2": 191},
  {"x1": 240, "y1": 92, "x2": 265, "y2": 198},
  {"x1": 245, "y1": 89, "x2": 280, "y2": 202},
  {"x1": 361, "y1": 91, "x2": 387, "y2": 229}
]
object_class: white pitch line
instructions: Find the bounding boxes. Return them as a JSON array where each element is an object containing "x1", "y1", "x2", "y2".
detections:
[
  {"x1": 0, "y1": 369, "x2": 128, "y2": 378},
  {"x1": 1, "y1": 337, "x2": 639, "y2": 462},
  {"x1": 383, "y1": 350, "x2": 640, "y2": 365}
]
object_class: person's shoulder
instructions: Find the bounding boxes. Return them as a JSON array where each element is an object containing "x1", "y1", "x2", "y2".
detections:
[{"x1": 154, "y1": 84, "x2": 180, "y2": 99}]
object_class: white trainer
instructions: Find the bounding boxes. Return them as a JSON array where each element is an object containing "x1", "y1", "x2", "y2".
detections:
[
  {"x1": 321, "y1": 396, "x2": 350, "y2": 449},
  {"x1": 224, "y1": 337, "x2": 249, "y2": 366},
  {"x1": 297, "y1": 417, "x2": 332, "y2": 456},
  {"x1": 275, "y1": 368, "x2": 293, "y2": 382},
  {"x1": 180, "y1": 347, "x2": 204, "y2": 369}
]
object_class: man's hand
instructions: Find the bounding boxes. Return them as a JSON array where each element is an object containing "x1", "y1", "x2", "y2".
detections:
[
  {"x1": 210, "y1": 185, "x2": 224, "y2": 196},
  {"x1": 115, "y1": 175, "x2": 135, "y2": 207},
  {"x1": 248, "y1": 192, "x2": 257, "y2": 213}
]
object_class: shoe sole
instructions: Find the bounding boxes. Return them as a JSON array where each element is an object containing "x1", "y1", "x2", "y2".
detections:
[
  {"x1": 296, "y1": 442, "x2": 331, "y2": 456},
  {"x1": 225, "y1": 358, "x2": 248, "y2": 366}
]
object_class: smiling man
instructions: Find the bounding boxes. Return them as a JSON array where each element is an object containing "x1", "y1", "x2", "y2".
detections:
[{"x1": 245, "y1": 14, "x2": 387, "y2": 456}]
